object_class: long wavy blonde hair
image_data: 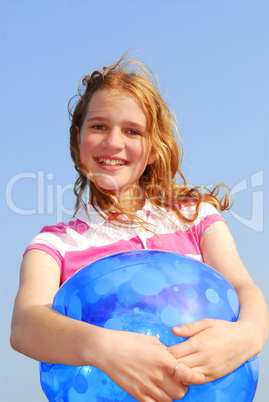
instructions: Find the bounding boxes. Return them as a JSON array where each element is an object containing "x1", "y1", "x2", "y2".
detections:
[{"x1": 69, "y1": 56, "x2": 230, "y2": 226}]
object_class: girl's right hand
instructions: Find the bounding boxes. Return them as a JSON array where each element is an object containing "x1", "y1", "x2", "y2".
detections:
[{"x1": 96, "y1": 329, "x2": 205, "y2": 402}]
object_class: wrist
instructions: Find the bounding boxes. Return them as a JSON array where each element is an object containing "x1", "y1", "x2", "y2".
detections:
[
  {"x1": 235, "y1": 319, "x2": 264, "y2": 357},
  {"x1": 76, "y1": 323, "x2": 108, "y2": 368}
]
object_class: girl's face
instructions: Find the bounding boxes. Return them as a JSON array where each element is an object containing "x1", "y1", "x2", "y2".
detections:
[{"x1": 78, "y1": 89, "x2": 156, "y2": 195}]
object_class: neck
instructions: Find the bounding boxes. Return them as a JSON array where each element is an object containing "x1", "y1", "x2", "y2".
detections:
[{"x1": 90, "y1": 186, "x2": 146, "y2": 214}]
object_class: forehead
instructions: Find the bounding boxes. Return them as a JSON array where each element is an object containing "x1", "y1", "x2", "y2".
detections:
[{"x1": 86, "y1": 89, "x2": 148, "y2": 120}]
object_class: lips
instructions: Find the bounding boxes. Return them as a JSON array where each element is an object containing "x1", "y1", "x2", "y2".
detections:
[{"x1": 95, "y1": 157, "x2": 128, "y2": 166}]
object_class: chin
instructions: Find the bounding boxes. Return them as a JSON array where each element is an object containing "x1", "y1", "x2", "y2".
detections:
[{"x1": 95, "y1": 179, "x2": 122, "y2": 193}]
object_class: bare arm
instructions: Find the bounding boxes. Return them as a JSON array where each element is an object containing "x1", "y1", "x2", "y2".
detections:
[
  {"x1": 201, "y1": 221, "x2": 269, "y2": 355},
  {"x1": 169, "y1": 221, "x2": 269, "y2": 381},
  {"x1": 11, "y1": 249, "x2": 205, "y2": 401},
  {"x1": 10, "y1": 249, "x2": 103, "y2": 366}
]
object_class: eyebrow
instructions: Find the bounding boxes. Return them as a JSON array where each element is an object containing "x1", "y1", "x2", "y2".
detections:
[{"x1": 85, "y1": 116, "x2": 147, "y2": 130}]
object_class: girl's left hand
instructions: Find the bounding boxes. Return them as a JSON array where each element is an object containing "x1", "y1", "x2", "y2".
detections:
[{"x1": 168, "y1": 318, "x2": 253, "y2": 383}]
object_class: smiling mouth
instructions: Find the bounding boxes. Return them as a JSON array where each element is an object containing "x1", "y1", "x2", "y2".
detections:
[{"x1": 96, "y1": 158, "x2": 127, "y2": 166}]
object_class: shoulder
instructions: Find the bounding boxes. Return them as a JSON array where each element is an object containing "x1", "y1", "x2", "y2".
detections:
[
  {"x1": 29, "y1": 218, "x2": 89, "y2": 246},
  {"x1": 40, "y1": 218, "x2": 90, "y2": 236},
  {"x1": 178, "y1": 201, "x2": 224, "y2": 222},
  {"x1": 173, "y1": 202, "x2": 226, "y2": 237},
  {"x1": 24, "y1": 209, "x2": 93, "y2": 262}
]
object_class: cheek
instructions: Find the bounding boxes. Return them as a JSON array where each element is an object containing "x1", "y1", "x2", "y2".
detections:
[
  {"x1": 134, "y1": 142, "x2": 152, "y2": 167},
  {"x1": 131, "y1": 139, "x2": 149, "y2": 159},
  {"x1": 79, "y1": 137, "x2": 96, "y2": 163}
]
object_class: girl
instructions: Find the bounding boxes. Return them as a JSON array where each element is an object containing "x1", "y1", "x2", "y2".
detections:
[{"x1": 10, "y1": 57, "x2": 269, "y2": 402}]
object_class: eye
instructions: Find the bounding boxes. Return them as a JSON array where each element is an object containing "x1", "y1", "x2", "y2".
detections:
[
  {"x1": 126, "y1": 129, "x2": 140, "y2": 136},
  {"x1": 92, "y1": 124, "x2": 106, "y2": 130}
]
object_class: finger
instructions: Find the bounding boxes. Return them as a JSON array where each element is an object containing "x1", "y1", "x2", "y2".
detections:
[
  {"x1": 168, "y1": 336, "x2": 199, "y2": 359},
  {"x1": 172, "y1": 319, "x2": 212, "y2": 337},
  {"x1": 173, "y1": 353, "x2": 202, "y2": 370},
  {"x1": 144, "y1": 385, "x2": 174, "y2": 402},
  {"x1": 142, "y1": 396, "x2": 172, "y2": 402},
  {"x1": 169, "y1": 320, "x2": 213, "y2": 358},
  {"x1": 172, "y1": 361, "x2": 205, "y2": 386},
  {"x1": 161, "y1": 376, "x2": 188, "y2": 400},
  {"x1": 169, "y1": 342, "x2": 211, "y2": 374}
]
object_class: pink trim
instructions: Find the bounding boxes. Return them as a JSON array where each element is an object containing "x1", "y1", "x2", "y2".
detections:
[
  {"x1": 146, "y1": 231, "x2": 201, "y2": 256},
  {"x1": 146, "y1": 214, "x2": 225, "y2": 255},
  {"x1": 23, "y1": 244, "x2": 63, "y2": 269},
  {"x1": 40, "y1": 219, "x2": 90, "y2": 235},
  {"x1": 68, "y1": 219, "x2": 90, "y2": 234},
  {"x1": 187, "y1": 214, "x2": 226, "y2": 241},
  {"x1": 40, "y1": 222, "x2": 67, "y2": 234}
]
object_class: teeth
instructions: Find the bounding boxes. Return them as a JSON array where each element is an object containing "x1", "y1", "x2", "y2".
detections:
[{"x1": 97, "y1": 158, "x2": 126, "y2": 166}]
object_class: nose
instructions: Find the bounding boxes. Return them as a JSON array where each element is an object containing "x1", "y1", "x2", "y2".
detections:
[{"x1": 102, "y1": 126, "x2": 125, "y2": 150}]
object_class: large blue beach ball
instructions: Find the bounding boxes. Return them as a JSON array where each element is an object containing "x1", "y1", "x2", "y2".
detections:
[{"x1": 40, "y1": 250, "x2": 258, "y2": 401}]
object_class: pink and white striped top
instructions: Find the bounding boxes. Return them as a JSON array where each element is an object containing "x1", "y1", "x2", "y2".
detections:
[{"x1": 24, "y1": 201, "x2": 225, "y2": 285}]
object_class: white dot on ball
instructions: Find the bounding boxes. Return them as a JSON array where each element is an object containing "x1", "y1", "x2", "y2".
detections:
[
  {"x1": 72, "y1": 374, "x2": 88, "y2": 394},
  {"x1": 206, "y1": 288, "x2": 219, "y2": 304},
  {"x1": 173, "y1": 286, "x2": 179, "y2": 292},
  {"x1": 94, "y1": 278, "x2": 112, "y2": 295},
  {"x1": 227, "y1": 288, "x2": 239, "y2": 317},
  {"x1": 174, "y1": 262, "x2": 200, "y2": 284},
  {"x1": 67, "y1": 296, "x2": 82, "y2": 320},
  {"x1": 131, "y1": 268, "x2": 165, "y2": 295},
  {"x1": 104, "y1": 318, "x2": 123, "y2": 330},
  {"x1": 175, "y1": 261, "x2": 193, "y2": 274},
  {"x1": 133, "y1": 307, "x2": 139, "y2": 313},
  {"x1": 161, "y1": 306, "x2": 181, "y2": 327},
  {"x1": 249, "y1": 357, "x2": 259, "y2": 381}
]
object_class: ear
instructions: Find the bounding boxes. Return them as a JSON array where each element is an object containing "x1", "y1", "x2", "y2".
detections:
[{"x1": 147, "y1": 149, "x2": 157, "y2": 165}]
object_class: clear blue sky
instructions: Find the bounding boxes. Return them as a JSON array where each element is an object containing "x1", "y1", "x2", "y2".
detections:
[{"x1": 1, "y1": 0, "x2": 268, "y2": 400}]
